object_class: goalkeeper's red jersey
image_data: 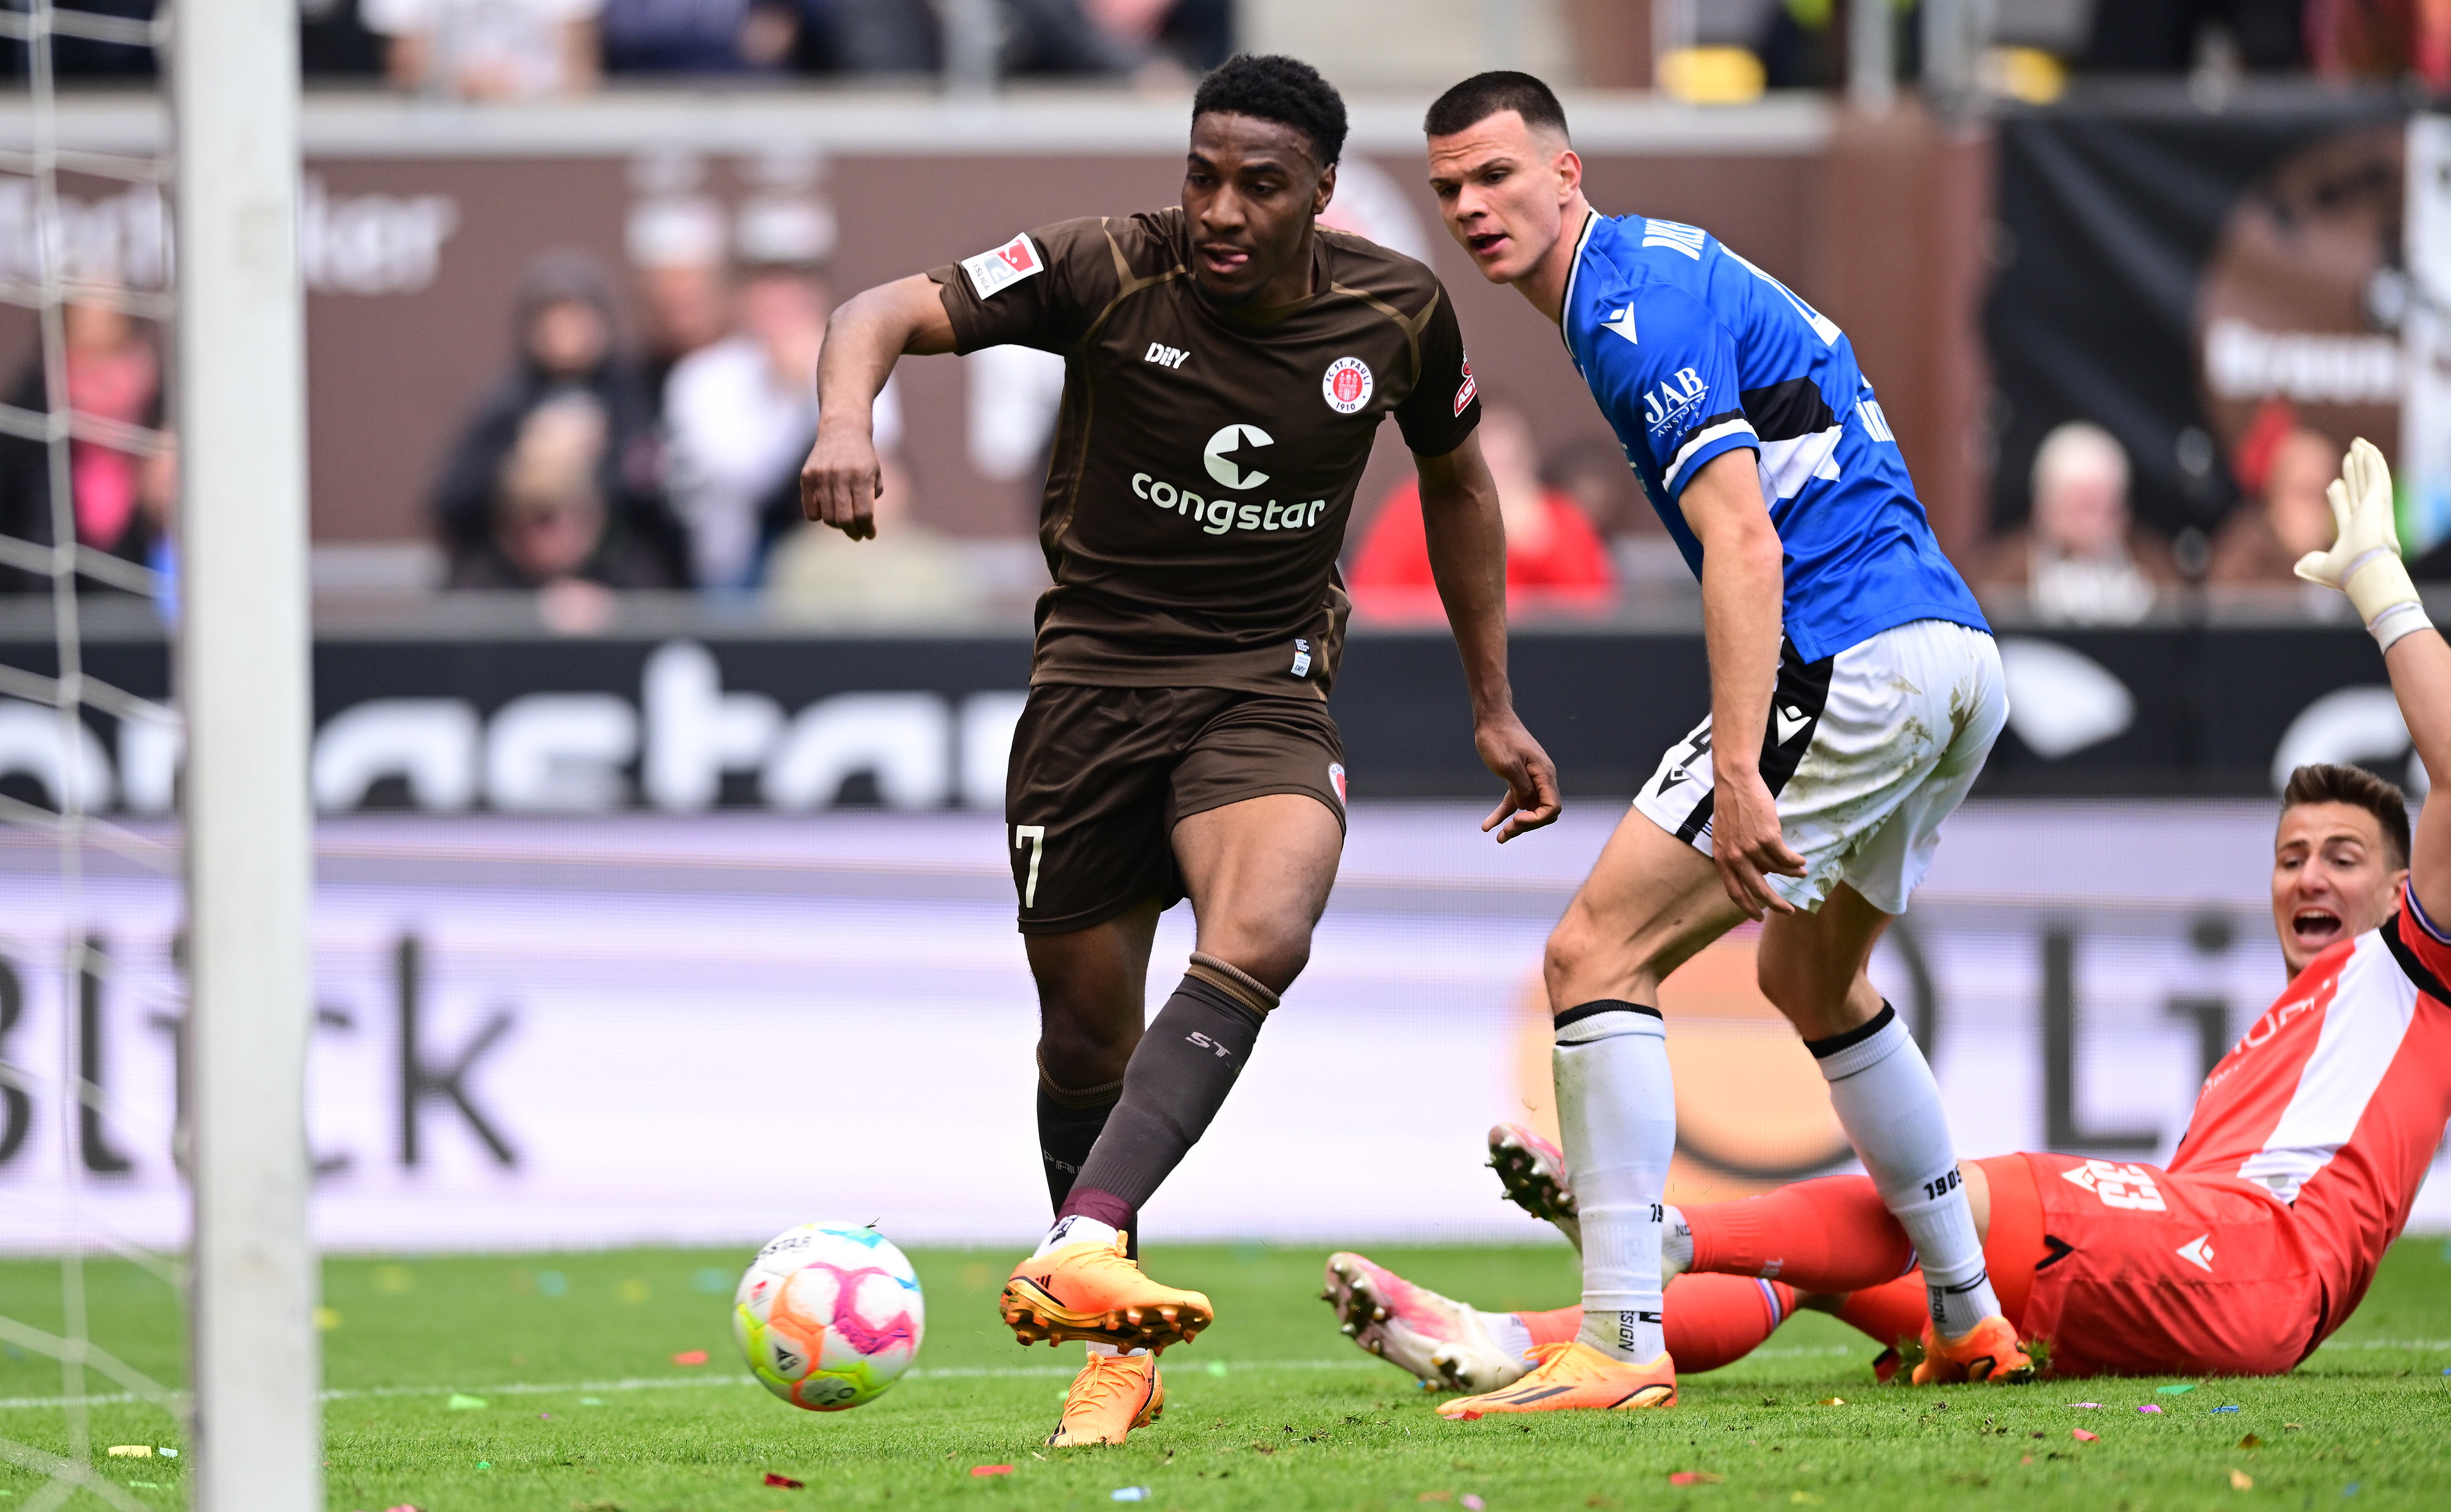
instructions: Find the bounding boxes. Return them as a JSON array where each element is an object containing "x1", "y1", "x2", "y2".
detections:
[{"x1": 2166, "y1": 882, "x2": 2451, "y2": 1338}]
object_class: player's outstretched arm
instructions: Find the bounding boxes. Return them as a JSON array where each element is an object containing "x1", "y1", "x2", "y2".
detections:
[
  {"x1": 2386, "y1": 628, "x2": 2451, "y2": 919},
  {"x1": 1679, "y1": 449, "x2": 1807, "y2": 918},
  {"x1": 799, "y1": 274, "x2": 958, "y2": 540},
  {"x1": 1413, "y1": 434, "x2": 1562, "y2": 842},
  {"x1": 2297, "y1": 439, "x2": 2451, "y2": 917}
]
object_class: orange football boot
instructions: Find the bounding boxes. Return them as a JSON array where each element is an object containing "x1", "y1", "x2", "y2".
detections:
[
  {"x1": 1002, "y1": 1231, "x2": 1214, "y2": 1351},
  {"x1": 1911, "y1": 1314, "x2": 2036, "y2": 1385},
  {"x1": 1046, "y1": 1349, "x2": 1165, "y2": 1446},
  {"x1": 1435, "y1": 1340, "x2": 1677, "y2": 1418}
]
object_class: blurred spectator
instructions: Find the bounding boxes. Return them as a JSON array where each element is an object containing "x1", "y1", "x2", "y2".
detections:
[
  {"x1": 663, "y1": 264, "x2": 904, "y2": 591},
  {"x1": 363, "y1": 0, "x2": 603, "y2": 98},
  {"x1": 2088, "y1": 0, "x2": 2305, "y2": 73},
  {"x1": 820, "y1": 0, "x2": 1153, "y2": 76},
  {"x1": 1349, "y1": 402, "x2": 1616, "y2": 619},
  {"x1": 430, "y1": 253, "x2": 683, "y2": 581},
  {"x1": 599, "y1": 0, "x2": 810, "y2": 72},
  {"x1": 1081, "y1": 0, "x2": 1232, "y2": 72},
  {"x1": 447, "y1": 393, "x2": 679, "y2": 633},
  {"x1": 997, "y1": 0, "x2": 1151, "y2": 74},
  {"x1": 0, "y1": 292, "x2": 166, "y2": 596},
  {"x1": 626, "y1": 197, "x2": 734, "y2": 415},
  {"x1": 1984, "y1": 421, "x2": 2176, "y2": 625},
  {"x1": 302, "y1": 0, "x2": 389, "y2": 76},
  {"x1": 2302, "y1": 0, "x2": 2441, "y2": 87},
  {"x1": 764, "y1": 466, "x2": 971, "y2": 623},
  {"x1": 0, "y1": 0, "x2": 156, "y2": 78},
  {"x1": 2210, "y1": 406, "x2": 2341, "y2": 585},
  {"x1": 1539, "y1": 433, "x2": 1691, "y2": 596},
  {"x1": 1757, "y1": 0, "x2": 1843, "y2": 92}
]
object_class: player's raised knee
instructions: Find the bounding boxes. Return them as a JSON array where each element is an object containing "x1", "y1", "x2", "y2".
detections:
[{"x1": 1542, "y1": 905, "x2": 1635, "y2": 1009}]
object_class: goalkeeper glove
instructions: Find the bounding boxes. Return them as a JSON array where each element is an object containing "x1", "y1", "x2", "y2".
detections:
[{"x1": 2294, "y1": 436, "x2": 2434, "y2": 651}]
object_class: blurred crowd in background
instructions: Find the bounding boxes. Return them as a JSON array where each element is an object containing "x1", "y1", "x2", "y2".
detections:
[
  {"x1": 4, "y1": 0, "x2": 1235, "y2": 90},
  {"x1": 7, "y1": 0, "x2": 2451, "y2": 631},
  {"x1": 4, "y1": 1, "x2": 2451, "y2": 98},
  {"x1": 0, "y1": 235, "x2": 2412, "y2": 632}
]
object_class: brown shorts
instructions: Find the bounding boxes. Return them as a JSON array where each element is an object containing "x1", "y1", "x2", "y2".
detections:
[{"x1": 1005, "y1": 683, "x2": 1348, "y2": 934}]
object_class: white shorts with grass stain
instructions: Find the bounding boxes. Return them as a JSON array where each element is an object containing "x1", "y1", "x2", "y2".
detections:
[{"x1": 1632, "y1": 617, "x2": 2007, "y2": 914}]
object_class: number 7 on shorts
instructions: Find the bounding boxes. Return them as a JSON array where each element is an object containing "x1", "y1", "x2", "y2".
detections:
[{"x1": 1014, "y1": 825, "x2": 1046, "y2": 908}]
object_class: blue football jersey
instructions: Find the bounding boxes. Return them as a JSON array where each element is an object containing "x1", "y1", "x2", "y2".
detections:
[{"x1": 1560, "y1": 212, "x2": 1987, "y2": 662}]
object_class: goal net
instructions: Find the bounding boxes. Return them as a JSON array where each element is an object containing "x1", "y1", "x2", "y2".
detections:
[{"x1": 0, "y1": 1, "x2": 320, "y2": 1507}]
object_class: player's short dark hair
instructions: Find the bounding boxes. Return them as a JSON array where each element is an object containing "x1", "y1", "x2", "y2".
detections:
[
  {"x1": 1424, "y1": 71, "x2": 1570, "y2": 141},
  {"x1": 1192, "y1": 54, "x2": 1348, "y2": 168},
  {"x1": 2283, "y1": 762, "x2": 2412, "y2": 868}
]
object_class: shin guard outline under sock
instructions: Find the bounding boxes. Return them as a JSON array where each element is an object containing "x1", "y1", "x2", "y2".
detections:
[
  {"x1": 1809, "y1": 1003, "x2": 2000, "y2": 1338},
  {"x1": 1554, "y1": 1000, "x2": 1674, "y2": 1363},
  {"x1": 1062, "y1": 964, "x2": 1271, "y2": 1222}
]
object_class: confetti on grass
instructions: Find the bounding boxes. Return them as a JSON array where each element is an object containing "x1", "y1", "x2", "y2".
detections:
[
  {"x1": 2072, "y1": 1430, "x2": 2100, "y2": 1442},
  {"x1": 1669, "y1": 1471, "x2": 1723, "y2": 1486},
  {"x1": 2231, "y1": 1470, "x2": 2255, "y2": 1490},
  {"x1": 2157, "y1": 1383, "x2": 2198, "y2": 1395},
  {"x1": 446, "y1": 1394, "x2": 487, "y2": 1410},
  {"x1": 671, "y1": 1350, "x2": 708, "y2": 1366},
  {"x1": 105, "y1": 1446, "x2": 151, "y2": 1458},
  {"x1": 2138, "y1": 1404, "x2": 2164, "y2": 1414},
  {"x1": 971, "y1": 1466, "x2": 1014, "y2": 1478},
  {"x1": 763, "y1": 1473, "x2": 803, "y2": 1489},
  {"x1": 1110, "y1": 1490, "x2": 1150, "y2": 1503}
]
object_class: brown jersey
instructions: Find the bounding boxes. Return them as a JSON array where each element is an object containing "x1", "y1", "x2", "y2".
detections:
[{"x1": 928, "y1": 209, "x2": 1480, "y2": 697}]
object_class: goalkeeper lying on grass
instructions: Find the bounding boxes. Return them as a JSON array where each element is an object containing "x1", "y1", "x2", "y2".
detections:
[{"x1": 1330, "y1": 440, "x2": 2451, "y2": 1393}]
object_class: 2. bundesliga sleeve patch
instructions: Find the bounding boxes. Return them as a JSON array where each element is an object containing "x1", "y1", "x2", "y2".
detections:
[
  {"x1": 1454, "y1": 353, "x2": 1477, "y2": 417},
  {"x1": 1322, "y1": 356, "x2": 1373, "y2": 414},
  {"x1": 961, "y1": 233, "x2": 1044, "y2": 300}
]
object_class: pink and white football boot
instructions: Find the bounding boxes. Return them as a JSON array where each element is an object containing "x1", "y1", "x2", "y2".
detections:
[
  {"x1": 1487, "y1": 1123, "x2": 1581, "y2": 1251},
  {"x1": 1320, "y1": 1252, "x2": 1533, "y2": 1393}
]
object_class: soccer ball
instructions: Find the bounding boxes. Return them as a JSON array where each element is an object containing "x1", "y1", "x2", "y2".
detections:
[{"x1": 734, "y1": 1223, "x2": 926, "y2": 1411}]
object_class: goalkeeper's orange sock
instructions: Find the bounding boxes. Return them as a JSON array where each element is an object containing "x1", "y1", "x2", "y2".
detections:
[{"x1": 1684, "y1": 1175, "x2": 1915, "y2": 1292}]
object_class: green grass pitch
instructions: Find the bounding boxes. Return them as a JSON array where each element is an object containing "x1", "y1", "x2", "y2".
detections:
[{"x1": 0, "y1": 1238, "x2": 2444, "y2": 1510}]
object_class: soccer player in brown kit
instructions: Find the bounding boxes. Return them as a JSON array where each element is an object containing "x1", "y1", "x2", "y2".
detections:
[{"x1": 798, "y1": 54, "x2": 1560, "y2": 1446}]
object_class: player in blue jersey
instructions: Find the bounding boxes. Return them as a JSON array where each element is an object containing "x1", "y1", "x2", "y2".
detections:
[{"x1": 1416, "y1": 73, "x2": 2021, "y2": 1415}]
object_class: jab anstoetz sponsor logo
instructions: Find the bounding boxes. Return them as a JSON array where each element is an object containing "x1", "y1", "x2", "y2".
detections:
[
  {"x1": 1643, "y1": 367, "x2": 1709, "y2": 434},
  {"x1": 1130, "y1": 423, "x2": 1328, "y2": 537}
]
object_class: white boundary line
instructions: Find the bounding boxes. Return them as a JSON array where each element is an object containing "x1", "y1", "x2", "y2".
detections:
[
  {"x1": 8, "y1": 1335, "x2": 2428, "y2": 1414},
  {"x1": 0, "y1": 1361, "x2": 1390, "y2": 1413},
  {"x1": 0, "y1": 1347, "x2": 1891, "y2": 1415}
]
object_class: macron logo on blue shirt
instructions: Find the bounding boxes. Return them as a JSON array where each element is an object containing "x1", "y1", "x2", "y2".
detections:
[{"x1": 1601, "y1": 305, "x2": 1639, "y2": 345}]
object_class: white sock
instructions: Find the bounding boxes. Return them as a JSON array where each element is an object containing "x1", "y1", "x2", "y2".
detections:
[
  {"x1": 1477, "y1": 1308, "x2": 1534, "y2": 1360},
  {"x1": 1033, "y1": 1214, "x2": 1118, "y2": 1259},
  {"x1": 1660, "y1": 1204, "x2": 1693, "y2": 1282},
  {"x1": 1811, "y1": 1004, "x2": 2000, "y2": 1340},
  {"x1": 1553, "y1": 1001, "x2": 1674, "y2": 1364},
  {"x1": 1085, "y1": 1341, "x2": 1149, "y2": 1359}
]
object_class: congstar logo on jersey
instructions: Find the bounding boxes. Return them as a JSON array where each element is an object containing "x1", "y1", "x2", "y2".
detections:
[
  {"x1": 1643, "y1": 367, "x2": 1709, "y2": 434},
  {"x1": 1129, "y1": 423, "x2": 1328, "y2": 537}
]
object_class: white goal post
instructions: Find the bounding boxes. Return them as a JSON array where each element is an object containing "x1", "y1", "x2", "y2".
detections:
[{"x1": 173, "y1": 0, "x2": 322, "y2": 1508}]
